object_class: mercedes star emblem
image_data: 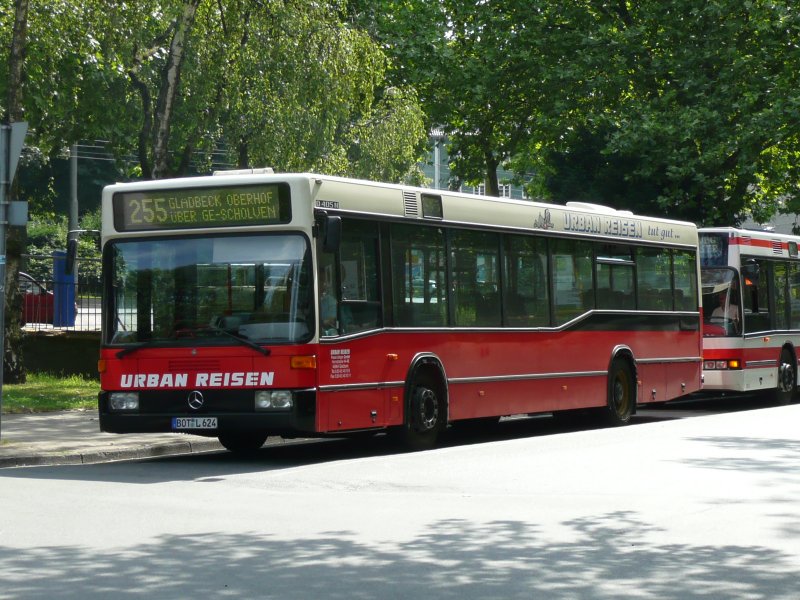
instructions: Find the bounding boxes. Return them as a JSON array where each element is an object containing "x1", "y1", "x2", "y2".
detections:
[{"x1": 187, "y1": 390, "x2": 204, "y2": 410}]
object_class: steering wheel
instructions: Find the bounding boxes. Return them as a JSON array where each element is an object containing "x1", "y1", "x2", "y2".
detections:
[{"x1": 708, "y1": 315, "x2": 739, "y2": 334}]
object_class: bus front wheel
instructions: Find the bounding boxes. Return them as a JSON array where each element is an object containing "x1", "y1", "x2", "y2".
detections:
[
  {"x1": 218, "y1": 431, "x2": 268, "y2": 454},
  {"x1": 399, "y1": 375, "x2": 445, "y2": 451}
]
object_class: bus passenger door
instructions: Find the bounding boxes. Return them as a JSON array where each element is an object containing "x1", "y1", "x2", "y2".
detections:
[{"x1": 318, "y1": 219, "x2": 388, "y2": 432}]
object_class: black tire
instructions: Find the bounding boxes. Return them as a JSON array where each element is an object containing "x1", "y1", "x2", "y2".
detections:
[
  {"x1": 400, "y1": 374, "x2": 445, "y2": 451},
  {"x1": 217, "y1": 431, "x2": 268, "y2": 454},
  {"x1": 602, "y1": 358, "x2": 635, "y2": 426},
  {"x1": 770, "y1": 348, "x2": 796, "y2": 406}
]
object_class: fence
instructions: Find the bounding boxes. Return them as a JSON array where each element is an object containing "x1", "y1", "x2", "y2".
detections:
[{"x1": 20, "y1": 253, "x2": 102, "y2": 332}]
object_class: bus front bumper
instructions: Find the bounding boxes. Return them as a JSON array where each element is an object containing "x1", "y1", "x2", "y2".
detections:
[{"x1": 98, "y1": 389, "x2": 317, "y2": 436}]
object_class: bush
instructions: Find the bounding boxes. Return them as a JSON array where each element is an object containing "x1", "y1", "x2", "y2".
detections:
[{"x1": 25, "y1": 209, "x2": 102, "y2": 283}]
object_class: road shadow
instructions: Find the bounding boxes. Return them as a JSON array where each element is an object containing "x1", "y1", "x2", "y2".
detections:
[{"x1": 0, "y1": 511, "x2": 797, "y2": 599}]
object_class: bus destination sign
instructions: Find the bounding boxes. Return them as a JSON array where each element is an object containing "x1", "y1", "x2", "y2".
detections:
[{"x1": 113, "y1": 183, "x2": 291, "y2": 231}]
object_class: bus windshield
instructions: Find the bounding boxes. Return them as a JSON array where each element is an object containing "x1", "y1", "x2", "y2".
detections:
[
  {"x1": 701, "y1": 267, "x2": 741, "y2": 337},
  {"x1": 107, "y1": 233, "x2": 313, "y2": 346}
]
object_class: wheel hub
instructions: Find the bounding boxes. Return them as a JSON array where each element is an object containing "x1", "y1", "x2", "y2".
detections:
[
  {"x1": 414, "y1": 388, "x2": 438, "y2": 431},
  {"x1": 778, "y1": 361, "x2": 795, "y2": 393},
  {"x1": 613, "y1": 377, "x2": 629, "y2": 416}
]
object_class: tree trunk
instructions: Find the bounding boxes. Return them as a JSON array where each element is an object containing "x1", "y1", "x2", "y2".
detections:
[
  {"x1": 3, "y1": 0, "x2": 30, "y2": 384},
  {"x1": 129, "y1": 69, "x2": 154, "y2": 180},
  {"x1": 237, "y1": 139, "x2": 249, "y2": 168},
  {"x1": 484, "y1": 150, "x2": 500, "y2": 197},
  {"x1": 151, "y1": 0, "x2": 201, "y2": 180},
  {"x1": 6, "y1": 0, "x2": 27, "y2": 122}
]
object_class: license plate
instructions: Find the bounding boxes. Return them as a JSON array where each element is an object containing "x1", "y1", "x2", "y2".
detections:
[{"x1": 172, "y1": 417, "x2": 218, "y2": 430}]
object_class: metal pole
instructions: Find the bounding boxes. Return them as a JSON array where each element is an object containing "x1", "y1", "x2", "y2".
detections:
[
  {"x1": 434, "y1": 139, "x2": 441, "y2": 190},
  {"x1": 69, "y1": 143, "x2": 78, "y2": 240}
]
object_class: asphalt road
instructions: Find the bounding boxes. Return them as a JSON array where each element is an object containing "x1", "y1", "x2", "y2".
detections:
[{"x1": 1, "y1": 398, "x2": 798, "y2": 599}]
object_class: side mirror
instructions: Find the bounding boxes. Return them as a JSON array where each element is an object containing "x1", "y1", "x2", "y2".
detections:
[
  {"x1": 323, "y1": 216, "x2": 342, "y2": 253},
  {"x1": 314, "y1": 211, "x2": 342, "y2": 253},
  {"x1": 741, "y1": 260, "x2": 760, "y2": 285}
]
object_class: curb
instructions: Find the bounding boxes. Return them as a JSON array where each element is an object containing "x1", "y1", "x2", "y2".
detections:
[{"x1": 0, "y1": 438, "x2": 224, "y2": 469}]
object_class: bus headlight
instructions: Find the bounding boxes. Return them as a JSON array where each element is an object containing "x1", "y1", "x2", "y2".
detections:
[
  {"x1": 255, "y1": 390, "x2": 293, "y2": 410},
  {"x1": 109, "y1": 392, "x2": 139, "y2": 411}
]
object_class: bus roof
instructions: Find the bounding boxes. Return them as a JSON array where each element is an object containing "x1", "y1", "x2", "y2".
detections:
[
  {"x1": 699, "y1": 226, "x2": 800, "y2": 242},
  {"x1": 700, "y1": 227, "x2": 800, "y2": 260},
  {"x1": 103, "y1": 172, "x2": 698, "y2": 247}
]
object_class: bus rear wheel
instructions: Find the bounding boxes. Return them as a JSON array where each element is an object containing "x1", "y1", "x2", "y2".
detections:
[
  {"x1": 218, "y1": 431, "x2": 268, "y2": 454},
  {"x1": 602, "y1": 358, "x2": 635, "y2": 426}
]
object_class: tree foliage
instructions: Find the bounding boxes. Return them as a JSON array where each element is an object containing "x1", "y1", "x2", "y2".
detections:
[
  {"x1": 1, "y1": 0, "x2": 427, "y2": 182},
  {"x1": 360, "y1": 0, "x2": 800, "y2": 225},
  {"x1": 531, "y1": 0, "x2": 800, "y2": 225},
  {"x1": 351, "y1": 0, "x2": 533, "y2": 194},
  {"x1": 26, "y1": 209, "x2": 101, "y2": 283}
]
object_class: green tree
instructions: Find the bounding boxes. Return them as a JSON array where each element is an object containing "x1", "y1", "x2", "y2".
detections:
[
  {"x1": 2, "y1": 0, "x2": 427, "y2": 182},
  {"x1": 513, "y1": 1, "x2": 800, "y2": 224},
  {"x1": 351, "y1": 0, "x2": 553, "y2": 196},
  {"x1": 346, "y1": 87, "x2": 428, "y2": 184},
  {"x1": 358, "y1": 0, "x2": 800, "y2": 223},
  {"x1": 347, "y1": 0, "x2": 541, "y2": 194},
  {"x1": 77, "y1": 0, "x2": 425, "y2": 181},
  {"x1": 215, "y1": 0, "x2": 426, "y2": 181}
]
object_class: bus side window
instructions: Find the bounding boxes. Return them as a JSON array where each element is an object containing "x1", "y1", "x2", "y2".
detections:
[
  {"x1": 774, "y1": 262, "x2": 788, "y2": 330},
  {"x1": 596, "y1": 244, "x2": 634, "y2": 311},
  {"x1": 391, "y1": 223, "x2": 447, "y2": 327},
  {"x1": 743, "y1": 260, "x2": 769, "y2": 333},
  {"x1": 673, "y1": 250, "x2": 698, "y2": 311},
  {"x1": 502, "y1": 235, "x2": 549, "y2": 327},
  {"x1": 552, "y1": 239, "x2": 593, "y2": 325},
  {"x1": 450, "y1": 229, "x2": 501, "y2": 327},
  {"x1": 320, "y1": 218, "x2": 383, "y2": 336},
  {"x1": 636, "y1": 247, "x2": 672, "y2": 310},
  {"x1": 790, "y1": 263, "x2": 800, "y2": 329}
]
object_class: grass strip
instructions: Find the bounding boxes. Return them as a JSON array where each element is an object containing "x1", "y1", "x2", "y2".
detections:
[{"x1": 1, "y1": 373, "x2": 99, "y2": 413}]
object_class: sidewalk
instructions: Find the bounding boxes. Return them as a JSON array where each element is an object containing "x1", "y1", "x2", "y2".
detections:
[{"x1": 0, "y1": 410, "x2": 223, "y2": 468}]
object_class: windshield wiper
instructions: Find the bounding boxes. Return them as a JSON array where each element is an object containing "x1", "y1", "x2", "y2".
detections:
[
  {"x1": 206, "y1": 325, "x2": 272, "y2": 356},
  {"x1": 115, "y1": 338, "x2": 163, "y2": 359}
]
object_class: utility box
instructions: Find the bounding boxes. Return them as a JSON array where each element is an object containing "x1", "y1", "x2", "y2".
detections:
[{"x1": 52, "y1": 250, "x2": 77, "y2": 327}]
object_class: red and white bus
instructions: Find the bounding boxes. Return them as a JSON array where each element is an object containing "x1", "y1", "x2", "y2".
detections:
[
  {"x1": 700, "y1": 227, "x2": 800, "y2": 404},
  {"x1": 97, "y1": 171, "x2": 702, "y2": 452}
]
